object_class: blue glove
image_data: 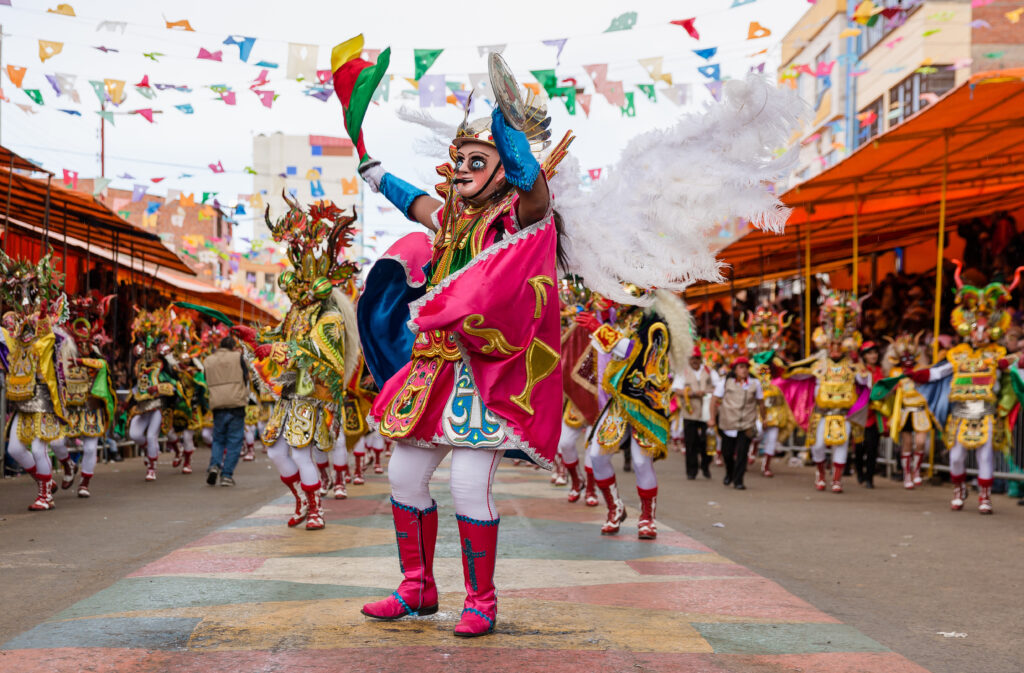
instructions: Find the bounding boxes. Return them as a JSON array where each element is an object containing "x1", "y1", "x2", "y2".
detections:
[
  {"x1": 380, "y1": 172, "x2": 427, "y2": 221},
  {"x1": 490, "y1": 107, "x2": 540, "y2": 191}
]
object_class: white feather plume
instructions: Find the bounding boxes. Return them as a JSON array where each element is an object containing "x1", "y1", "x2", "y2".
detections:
[
  {"x1": 553, "y1": 74, "x2": 806, "y2": 305},
  {"x1": 395, "y1": 106, "x2": 458, "y2": 157},
  {"x1": 652, "y1": 290, "x2": 694, "y2": 375}
]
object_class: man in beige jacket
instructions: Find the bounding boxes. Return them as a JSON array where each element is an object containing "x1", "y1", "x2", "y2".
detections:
[{"x1": 203, "y1": 336, "x2": 250, "y2": 487}]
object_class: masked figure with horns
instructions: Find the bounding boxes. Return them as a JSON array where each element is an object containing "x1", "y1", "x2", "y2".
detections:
[
  {"x1": 1, "y1": 248, "x2": 78, "y2": 511},
  {"x1": 233, "y1": 196, "x2": 360, "y2": 531},
  {"x1": 742, "y1": 305, "x2": 797, "y2": 477},
  {"x1": 906, "y1": 261, "x2": 1024, "y2": 514}
]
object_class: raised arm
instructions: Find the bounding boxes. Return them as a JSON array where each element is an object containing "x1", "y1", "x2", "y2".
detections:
[{"x1": 358, "y1": 160, "x2": 442, "y2": 232}]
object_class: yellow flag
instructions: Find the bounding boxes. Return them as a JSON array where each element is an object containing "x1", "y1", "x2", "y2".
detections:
[
  {"x1": 47, "y1": 4, "x2": 75, "y2": 15},
  {"x1": 104, "y1": 79, "x2": 126, "y2": 104},
  {"x1": 38, "y1": 40, "x2": 64, "y2": 63},
  {"x1": 638, "y1": 57, "x2": 672, "y2": 85}
]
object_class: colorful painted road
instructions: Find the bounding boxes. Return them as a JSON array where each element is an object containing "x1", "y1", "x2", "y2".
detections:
[{"x1": 2, "y1": 464, "x2": 933, "y2": 672}]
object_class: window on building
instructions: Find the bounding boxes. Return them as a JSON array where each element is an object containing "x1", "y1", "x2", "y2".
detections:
[
  {"x1": 265, "y1": 273, "x2": 275, "y2": 287},
  {"x1": 886, "y1": 66, "x2": 955, "y2": 128},
  {"x1": 855, "y1": 96, "x2": 885, "y2": 148},
  {"x1": 246, "y1": 271, "x2": 256, "y2": 285},
  {"x1": 862, "y1": 0, "x2": 923, "y2": 54}
]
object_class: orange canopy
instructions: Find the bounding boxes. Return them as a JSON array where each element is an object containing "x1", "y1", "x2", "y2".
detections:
[
  {"x1": 0, "y1": 145, "x2": 50, "y2": 174},
  {"x1": 0, "y1": 167, "x2": 195, "y2": 275},
  {"x1": 697, "y1": 69, "x2": 1024, "y2": 294}
]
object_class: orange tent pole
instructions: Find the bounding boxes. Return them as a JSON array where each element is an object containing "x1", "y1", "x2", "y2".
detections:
[{"x1": 932, "y1": 133, "x2": 949, "y2": 365}]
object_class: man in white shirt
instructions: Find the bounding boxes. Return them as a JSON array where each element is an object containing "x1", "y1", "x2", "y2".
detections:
[{"x1": 674, "y1": 346, "x2": 714, "y2": 480}]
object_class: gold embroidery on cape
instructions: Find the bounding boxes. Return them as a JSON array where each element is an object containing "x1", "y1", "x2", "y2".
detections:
[
  {"x1": 510, "y1": 338, "x2": 560, "y2": 415},
  {"x1": 462, "y1": 315, "x2": 523, "y2": 356},
  {"x1": 527, "y1": 275, "x2": 554, "y2": 319}
]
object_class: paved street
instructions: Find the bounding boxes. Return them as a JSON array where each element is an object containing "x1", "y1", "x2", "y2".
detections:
[{"x1": 0, "y1": 449, "x2": 1021, "y2": 673}]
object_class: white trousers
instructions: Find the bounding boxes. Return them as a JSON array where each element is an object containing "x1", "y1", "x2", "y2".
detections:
[
  {"x1": 129, "y1": 410, "x2": 162, "y2": 459},
  {"x1": 388, "y1": 442, "x2": 503, "y2": 521},
  {"x1": 7, "y1": 418, "x2": 62, "y2": 477},
  {"x1": 266, "y1": 435, "x2": 320, "y2": 488},
  {"x1": 949, "y1": 426, "x2": 994, "y2": 482},
  {"x1": 761, "y1": 426, "x2": 779, "y2": 456},
  {"x1": 558, "y1": 420, "x2": 586, "y2": 464},
  {"x1": 586, "y1": 432, "x2": 657, "y2": 491},
  {"x1": 809, "y1": 419, "x2": 849, "y2": 465}
]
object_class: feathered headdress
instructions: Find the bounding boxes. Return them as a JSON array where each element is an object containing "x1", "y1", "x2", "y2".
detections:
[
  {"x1": 266, "y1": 194, "x2": 359, "y2": 306},
  {"x1": 69, "y1": 291, "x2": 115, "y2": 352}
]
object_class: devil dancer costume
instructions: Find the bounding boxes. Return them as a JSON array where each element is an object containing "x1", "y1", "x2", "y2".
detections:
[{"x1": 333, "y1": 34, "x2": 804, "y2": 636}]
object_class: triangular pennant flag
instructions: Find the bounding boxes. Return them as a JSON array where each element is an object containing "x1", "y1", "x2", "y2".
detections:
[
  {"x1": 223, "y1": 35, "x2": 256, "y2": 62},
  {"x1": 23, "y1": 89, "x2": 43, "y2": 105},
  {"x1": 413, "y1": 48, "x2": 443, "y2": 80},
  {"x1": 151, "y1": 177, "x2": 164, "y2": 183},
  {"x1": 731, "y1": 0, "x2": 757, "y2": 6},
  {"x1": 7, "y1": 65, "x2": 27, "y2": 88},
  {"x1": 475, "y1": 44, "x2": 505, "y2": 57},
  {"x1": 706, "y1": 80, "x2": 724, "y2": 101},
  {"x1": 62, "y1": 169, "x2": 78, "y2": 189},
  {"x1": 45, "y1": 74, "x2": 62, "y2": 96},
  {"x1": 180, "y1": 193, "x2": 196, "y2": 207},
  {"x1": 96, "y1": 109, "x2": 114, "y2": 125},
  {"x1": 417, "y1": 73, "x2": 446, "y2": 107},
  {"x1": 131, "y1": 183, "x2": 148, "y2": 202},
  {"x1": 698, "y1": 64, "x2": 721, "y2": 80},
  {"x1": 16, "y1": 103, "x2": 37, "y2": 114},
  {"x1": 104, "y1": 78, "x2": 125, "y2": 104},
  {"x1": 601, "y1": 80, "x2": 626, "y2": 107},
  {"x1": 577, "y1": 93, "x2": 591, "y2": 117},
  {"x1": 38, "y1": 40, "x2": 64, "y2": 62},
  {"x1": 663, "y1": 83, "x2": 689, "y2": 106},
  {"x1": 254, "y1": 89, "x2": 275, "y2": 108},
  {"x1": 693, "y1": 47, "x2": 717, "y2": 60},
  {"x1": 165, "y1": 18, "x2": 195, "y2": 31},
  {"x1": 584, "y1": 63, "x2": 608, "y2": 88},
  {"x1": 57, "y1": 108, "x2": 80, "y2": 116},
  {"x1": 636, "y1": 83, "x2": 656, "y2": 101},
  {"x1": 175, "y1": 103, "x2": 194, "y2": 114},
  {"x1": 638, "y1": 56, "x2": 672, "y2": 85},
  {"x1": 542, "y1": 38, "x2": 568, "y2": 64},
  {"x1": 209, "y1": 161, "x2": 225, "y2": 174},
  {"x1": 588, "y1": 168, "x2": 602, "y2": 181},
  {"x1": 620, "y1": 92, "x2": 636, "y2": 117},
  {"x1": 562, "y1": 88, "x2": 576, "y2": 115},
  {"x1": 134, "y1": 108, "x2": 155, "y2": 123},
  {"x1": 201, "y1": 192, "x2": 218, "y2": 204},
  {"x1": 220, "y1": 91, "x2": 237, "y2": 105},
  {"x1": 747, "y1": 21, "x2": 771, "y2": 39},
  {"x1": 48, "y1": 4, "x2": 76, "y2": 16},
  {"x1": 145, "y1": 201, "x2": 162, "y2": 215},
  {"x1": 604, "y1": 11, "x2": 637, "y2": 32},
  {"x1": 198, "y1": 48, "x2": 223, "y2": 61},
  {"x1": 92, "y1": 177, "x2": 111, "y2": 195},
  {"x1": 671, "y1": 18, "x2": 699, "y2": 40}
]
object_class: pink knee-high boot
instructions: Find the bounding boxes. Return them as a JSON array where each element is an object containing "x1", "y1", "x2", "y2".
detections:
[
  {"x1": 454, "y1": 514, "x2": 499, "y2": 637},
  {"x1": 361, "y1": 499, "x2": 439, "y2": 620}
]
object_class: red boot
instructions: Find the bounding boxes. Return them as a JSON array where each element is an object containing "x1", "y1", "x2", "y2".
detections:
[
  {"x1": 597, "y1": 476, "x2": 627, "y2": 535},
  {"x1": 584, "y1": 466, "x2": 599, "y2": 507},
  {"x1": 304, "y1": 483, "x2": 325, "y2": 530},
  {"x1": 372, "y1": 448, "x2": 385, "y2": 474},
  {"x1": 552, "y1": 453, "x2": 567, "y2": 485},
  {"x1": 316, "y1": 462, "x2": 331, "y2": 496},
  {"x1": 28, "y1": 468, "x2": 55, "y2": 511},
  {"x1": 453, "y1": 514, "x2": 499, "y2": 637},
  {"x1": 281, "y1": 473, "x2": 308, "y2": 527},
  {"x1": 978, "y1": 478, "x2": 993, "y2": 515},
  {"x1": 78, "y1": 473, "x2": 93, "y2": 498},
  {"x1": 362, "y1": 499, "x2": 439, "y2": 620},
  {"x1": 242, "y1": 442, "x2": 255, "y2": 462},
  {"x1": 144, "y1": 455, "x2": 157, "y2": 482},
  {"x1": 181, "y1": 451, "x2": 193, "y2": 475},
  {"x1": 950, "y1": 474, "x2": 967, "y2": 511},
  {"x1": 761, "y1": 454, "x2": 774, "y2": 478},
  {"x1": 831, "y1": 464, "x2": 844, "y2": 493},
  {"x1": 170, "y1": 438, "x2": 183, "y2": 468},
  {"x1": 902, "y1": 453, "x2": 914, "y2": 489},
  {"x1": 333, "y1": 465, "x2": 349, "y2": 499},
  {"x1": 59, "y1": 457, "x2": 77, "y2": 490},
  {"x1": 912, "y1": 451, "x2": 924, "y2": 486},
  {"x1": 352, "y1": 454, "x2": 365, "y2": 485},
  {"x1": 814, "y1": 461, "x2": 827, "y2": 491},
  {"x1": 565, "y1": 460, "x2": 583, "y2": 503},
  {"x1": 637, "y1": 486, "x2": 658, "y2": 540}
]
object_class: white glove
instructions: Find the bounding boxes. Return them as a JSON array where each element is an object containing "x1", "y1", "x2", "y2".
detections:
[{"x1": 358, "y1": 159, "x2": 385, "y2": 194}]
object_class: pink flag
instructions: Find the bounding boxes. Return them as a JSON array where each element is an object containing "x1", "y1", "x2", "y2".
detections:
[
  {"x1": 254, "y1": 89, "x2": 274, "y2": 108},
  {"x1": 197, "y1": 48, "x2": 223, "y2": 61},
  {"x1": 600, "y1": 80, "x2": 625, "y2": 107},
  {"x1": 588, "y1": 168, "x2": 602, "y2": 181},
  {"x1": 671, "y1": 18, "x2": 700, "y2": 40},
  {"x1": 577, "y1": 93, "x2": 592, "y2": 117},
  {"x1": 209, "y1": 161, "x2": 225, "y2": 173},
  {"x1": 62, "y1": 168, "x2": 78, "y2": 189},
  {"x1": 134, "y1": 108, "x2": 154, "y2": 122},
  {"x1": 220, "y1": 91, "x2": 236, "y2": 105},
  {"x1": 583, "y1": 63, "x2": 608, "y2": 88}
]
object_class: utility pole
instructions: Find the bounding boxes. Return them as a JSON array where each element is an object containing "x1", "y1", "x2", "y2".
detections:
[{"x1": 100, "y1": 99, "x2": 106, "y2": 177}]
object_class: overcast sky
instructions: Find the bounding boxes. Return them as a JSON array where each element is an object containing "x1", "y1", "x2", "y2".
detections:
[{"x1": 0, "y1": 0, "x2": 810, "y2": 257}]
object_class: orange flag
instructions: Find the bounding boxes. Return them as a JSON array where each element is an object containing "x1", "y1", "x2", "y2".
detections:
[
  {"x1": 747, "y1": 22, "x2": 772, "y2": 39},
  {"x1": 165, "y1": 18, "x2": 195, "y2": 31},
  {"x1": 6, "y1": 65, "x2": 27, "y2": 88},
  {"x1": 341, "y1": 177, "x2": 359, "y2": 195},
  {"x1": 180, "y1": 193, "x2": 196, "y2": 207}
]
